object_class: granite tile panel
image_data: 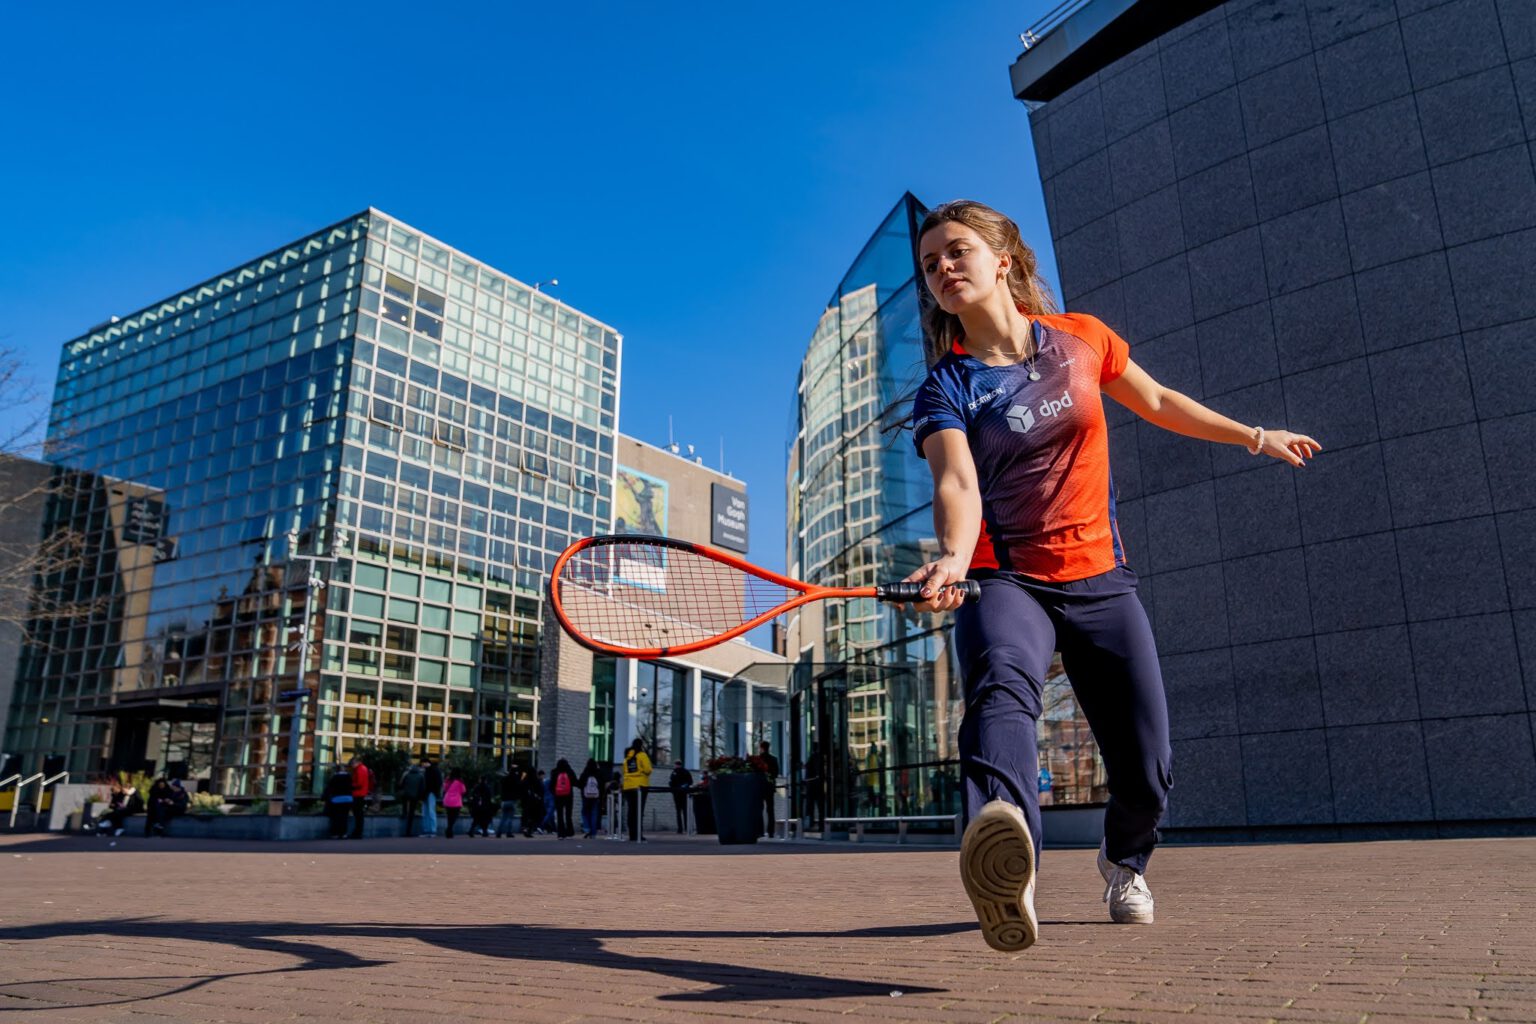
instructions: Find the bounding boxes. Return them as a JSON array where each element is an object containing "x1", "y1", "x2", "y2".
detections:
[
  {"x1": 1417, "y1": 66, "x2": 1526, "y2": 165},
  {"x1": 1422, "y1": 713, "x2": 1536, "y2": 819},
  {"x1": 1339, "y1": 172, "x2": 1446, "y2": 271},
  {"x1": 1397, "y1": 516, "x2": 1509, "y2": 619},
  {"x1": 1054, "y1": 216, "x2": 1122, "y2": 296},
  {"x1": 1411, "y1": 612, "x2": 1525, "y2": 717},
  {"x1": 1165, "y1": 735, "x2": 1246, "y2": 827},
  {"x1": 1261, "y1": 200, "x2": 1353, "y2": 294},
  {"x1": 1250, "y1": 125, "x2": 1341, "y2": 220},
  {"x1": 1497, "y1": 509, "x2": 1536, "y2": 610},
  {"x1": 1305, "y1": 531, "x2": 1408, "y2": 631},
  {"x1": 1367, "y1": 336, "x2": 1478, "y2": 438},
  {"x1": 1107, "y1": 120, "x2": 1177, "y2": 206},
  {"x1": 1327, "y1": 721, "x2": 1434, "y2": 821},
  {"x1": 1160, "y1": 19, "x2": 1236, "y2": 109},
  {"x1": 1146, "y1": 480, "x2": 1221, "y2": 573},
  {"x1": 1515, "y1": 58, "x2": 1536, "y2": 140},
  {"x1": 1400, "y1": 0, "x2": 1510, "y2": 90},
  {"x1": 1189, "y1": 227, "x2": 1270, "y2": 319},
  {"x1": 1241, "y1": 728, "x2": 1335, "y2": 824},
  {"x1": 1432, "y1": 144, "x2": 1536, "y2": 247},
  {"x1": 1149, "y1": 562, "x2": 1230, "y2": 654},
  {"x1": 1228, "y1": 635, "x2": 1327, "y2": 733},
  {"x1": 1178, "y1": 154, "x2": 1259, "y2": 247},
  {"x1": 1066, "y1": 279, "x2": 1126, "y2": 339},
  {"x1": 1519, "y1": 613, "x2": 1536, "y2": 713},
  {"x1": 1502, "y1": 0, "x2": 1536, "y2": 60},
  {"x1": 1138, "y1": 421, "x2": 1216, "y2": 492},
  {"x1": 1161, "y1": 647, "x2": 1239, "y2": 739},
  {"x1": 1116, "y1": 491, "x2": 1149, "y2": 569},
  {"x1": 1381, "y1": 423, "x2": 1493, "y2": 527},
  {"x1": 1482, "y1": 411, "x2": 1536, "y2": 512},
  {"x1": 1216, "y1": 461, "x2": 1303, "y2": 558},
  {"x1": 1304, "y1": 0, "x2": 1398, "y2": 48},
  {"x1": 1229, "y1": 0, "x2": 1314, "y2": 79},
  {"x1": 1208, "y1": 380, "x2": 1289, "y2": 476},
  {"x1": 1102, "y1": 52, "x2": 1169, "y2": 143},
  {"x1": 1225, "y1": 547, "x2": 1314, "y2": 643},
  {"x1": 1445, "y1": 228, "x2": 1536, "y2": 331},
  {"x1": 1197, "y1": 301, "x2": 1281, "y2": 396},
  {"x1": 1109, "y1": 420, "x2": 1144, "y2": 502},
  {"x1": 1169, "y1": 87, "x2": 1248, "y2": 176},
  {"x1": 1115, "y1": 185, "x2": 1186, "y2": 274},
  {"x1": 1239, "y1": 54, "x2": 1328, "y2": 148},
  {"x1": 1283, "y1": 358, "x2": 1381, "y2": 448},
  {"x1": 1328, "y1": 95, "x2": 1429, "y2": 193},
  {"x1": 1130, "y1": 326, "x2": 1202, "y2": 397},
  {"x1": 1119, "y1": 256, "x2": 1195, "y2": 341},
  {"x1": 1050, "y1": 88, "x2": 1109, "y2": 170},
  {"x1": 1271, "y1": 275, "x2": 1365, "y2": 374},
  {"x1": 1316, "y1": 624, "x2": 1421, "y2": 725},
  {"x1": 1048, "y1": 149, "x2": 1115, "y2": 236},
  {"x1": 1352, "y1": 252, "x2": 1461, "y2": 352},
  {"x1": 1294, "y1": 442, "x2": 1395, "y2": 543},
  {"x1": 1315, "y1": 22, "x2": 1414, "y2": 118}
]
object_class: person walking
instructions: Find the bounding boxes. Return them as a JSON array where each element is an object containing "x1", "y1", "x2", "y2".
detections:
[
  {"x1": 520, "y1": 767, "x2": 545, "y2": 837},
  {"x1": 421, "y1": 756, "x2": 442, "y2": 838},
  {"x1": 495, "y1": 767, "x2": 522, "y2": 837},
  {"x1": 578, "y1": 758, "x2": 604, "y2": 838},
  {"x1": 550, "y1": 758, "x2": 578, "y2": 839},
  {"x1": 621, "y1": 739, "x2": 653, "y2": 842},
  {"x1": 441, "y1": 769, "x2": 466, "y2": 839},
  {"x1": 467, "y1": 774, "x2": 496, "y2": 837},
  {"x1": 756, "y1": 741, "x2": 780, "y2": 839},
  {"x1": 348, "y1": 756, "x2": 371, "y2": 840},
  {"x1": 322, "y1": 764, "x2": 353, "y2": 839},
  {"x1": 399, "y1": 761, "x2": 425, "y2": 837},
  {"x1": 903, "y1": 200, "x2": 1319, "y2": 952},
  {"x1": 668, "y1": 760, "x2": 693, "y2": 834}
]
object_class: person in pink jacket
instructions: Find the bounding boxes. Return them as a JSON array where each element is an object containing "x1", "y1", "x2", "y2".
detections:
[{"x1": 441, "y1": 769, "x2": 467, "y2": 839}]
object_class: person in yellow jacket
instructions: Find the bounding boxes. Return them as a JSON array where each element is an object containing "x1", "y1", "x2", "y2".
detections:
[{"x1": 621, "y1": 739, "x2": 653, "y2": 842}]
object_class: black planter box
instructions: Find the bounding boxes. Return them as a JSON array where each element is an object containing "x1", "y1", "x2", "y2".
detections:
[{"x1": 708, "y1": 773, "x2": 763, "y2": 845}]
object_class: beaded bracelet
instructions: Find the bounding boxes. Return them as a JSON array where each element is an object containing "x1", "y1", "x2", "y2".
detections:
[{"x1": 1247, "y1": 426, "x2": 1265, "y2": 456}]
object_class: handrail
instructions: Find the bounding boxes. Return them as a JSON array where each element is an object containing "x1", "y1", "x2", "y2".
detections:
[
  {"x1": 8, "y1": 773, "x2": 44, "y2": 828},
  {"x1": 1020, "y1": 0, "x2": 1093, "y2": 50}
]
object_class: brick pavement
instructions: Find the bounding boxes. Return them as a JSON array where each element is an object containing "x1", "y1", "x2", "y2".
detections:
[{"x1": 1, "y1": 831, "x2": 1534, "y2": 1023}]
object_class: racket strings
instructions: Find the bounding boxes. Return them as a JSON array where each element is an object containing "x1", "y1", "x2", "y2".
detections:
[{"x1": 556, "y1": 541, "x2": 792, "y2": 651}]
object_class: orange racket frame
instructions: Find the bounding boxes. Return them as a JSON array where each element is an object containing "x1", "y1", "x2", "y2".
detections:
[{"x1": 548, "y1": 534, "x2": 977, "y2": 659}]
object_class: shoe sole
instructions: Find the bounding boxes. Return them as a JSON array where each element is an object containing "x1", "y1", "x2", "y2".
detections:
[{"x1": 960, "y1": 801, "x2": 1038, "y2": 952}]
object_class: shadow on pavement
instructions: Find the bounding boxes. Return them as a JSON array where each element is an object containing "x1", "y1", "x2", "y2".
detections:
[{"x1": 0, "y1": 916, "x2": 966, "y2": 1009}]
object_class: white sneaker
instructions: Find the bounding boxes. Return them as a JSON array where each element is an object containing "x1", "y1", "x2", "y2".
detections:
[
  {"x1": 959, "y1": 800, "x2": 1039, "y2": 951},
  {"x1": 1097, "y1": 842, "x2": 1154, "y2": 924}
]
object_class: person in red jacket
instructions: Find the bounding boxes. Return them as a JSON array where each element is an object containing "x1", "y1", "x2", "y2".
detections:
[{"x1": 348, "y1": 756, "x2": 372, "y2": 840}]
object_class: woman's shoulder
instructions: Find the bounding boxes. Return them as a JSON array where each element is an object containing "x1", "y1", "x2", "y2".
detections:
[{"x1": 1034, "y1": 311, "x2": 1107, "y2": 335}]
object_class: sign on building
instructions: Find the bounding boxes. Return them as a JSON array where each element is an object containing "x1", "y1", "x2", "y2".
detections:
[{"x1": 710, "y1": 484, "x2": 748, "y2": 553}]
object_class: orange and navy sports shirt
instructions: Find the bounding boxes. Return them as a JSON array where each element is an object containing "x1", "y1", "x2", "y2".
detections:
[{"x1": 911, "y1": 312, "x2": 1130, "y2": 583}]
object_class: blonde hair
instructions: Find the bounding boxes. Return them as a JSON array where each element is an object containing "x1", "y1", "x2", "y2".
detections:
[{"x1": 917, "y1": 200, "x2": 1058, "y2": 366}]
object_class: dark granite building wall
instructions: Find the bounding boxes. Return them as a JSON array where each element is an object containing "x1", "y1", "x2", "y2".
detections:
[{"x1": 1022, "y1": 0, "x2": 1536, "y2": 833}]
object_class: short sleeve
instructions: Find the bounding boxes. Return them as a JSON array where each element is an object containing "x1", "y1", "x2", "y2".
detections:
[
  {"x1": 1090, "y1": 316, "x2": 1130, "y2": 384},
  {"x1": 912, "y1": 371, "x2": 965, "y2": 458}
]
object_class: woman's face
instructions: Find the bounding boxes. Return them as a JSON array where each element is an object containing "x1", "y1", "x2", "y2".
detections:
[{"x1": 920, "y1": 222, "x2": 1007, "y2": 315}]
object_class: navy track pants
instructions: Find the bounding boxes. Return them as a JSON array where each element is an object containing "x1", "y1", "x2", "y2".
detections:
[{"x1": 954, "y1": 565, "x2": 1172, "y2": 874}]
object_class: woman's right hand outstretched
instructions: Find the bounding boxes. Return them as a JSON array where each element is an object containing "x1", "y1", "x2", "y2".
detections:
[{"x1": 903, "y1": 554, "x2": 972, "y2": 614}]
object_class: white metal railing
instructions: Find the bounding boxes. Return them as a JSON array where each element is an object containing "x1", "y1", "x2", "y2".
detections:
[
  {"x1": 6, "y1": 772, "x2": 68, "y2": 828},
  {"x1": 1020, "y1": 0, "x2": 1093, "y2": 50},
  {"x1": 824, "y1": 813, "x2": 961, "y2": 843}
]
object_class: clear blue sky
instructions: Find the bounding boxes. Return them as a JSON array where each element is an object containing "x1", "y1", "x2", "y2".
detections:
[{"x1": 0, "y1": 2, "x2": 1062, "y2": 573}]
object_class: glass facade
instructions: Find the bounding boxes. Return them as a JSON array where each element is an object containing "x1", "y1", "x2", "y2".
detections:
[
  {"x1": 784, "y1": 194, "x2": 1106, "y2": 831},
  {"x1": 6, "y1": 210, "x2": 622, "y2": 796}
]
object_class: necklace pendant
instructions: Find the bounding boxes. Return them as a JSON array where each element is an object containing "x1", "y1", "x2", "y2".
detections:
[{"x1": 1028, "y1": 370, "x2": 1041, "y2": 382}]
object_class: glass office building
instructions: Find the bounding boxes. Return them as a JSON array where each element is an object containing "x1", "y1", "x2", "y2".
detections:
[
  {"x1": 5, "y1": 210, "x2": 621, "y2": 796},
  {"x1": 784, "y1": 194, "x2": 1110, "y2": 833}
]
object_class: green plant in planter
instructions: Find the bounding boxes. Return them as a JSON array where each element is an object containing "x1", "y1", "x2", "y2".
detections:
[
  {"x1": 246, "y1": 799, "x2": 269, "y2": 816},
  {"x1": 188, "y1": 791, "x2": 226, "y2": 815}
]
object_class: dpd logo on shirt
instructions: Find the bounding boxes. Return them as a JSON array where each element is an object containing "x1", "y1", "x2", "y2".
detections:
[{"x1": 1006, "y1": 391, "x2": 1073, "y2": 434}]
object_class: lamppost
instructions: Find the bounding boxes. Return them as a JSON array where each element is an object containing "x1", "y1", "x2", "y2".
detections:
[{"x1": 277, "y1": 527, "x2": 348, "y2": 810}]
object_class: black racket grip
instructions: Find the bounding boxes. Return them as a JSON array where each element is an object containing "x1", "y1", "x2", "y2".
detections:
[{"x1": 875, "y1": 580, "x2": 981, "y2": 604}]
